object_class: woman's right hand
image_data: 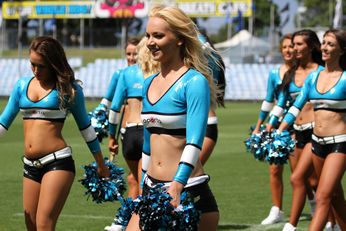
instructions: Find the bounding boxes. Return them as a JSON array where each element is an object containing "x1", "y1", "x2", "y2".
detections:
[
  {"x1": 167, "y1": 181, "x2": 184, "y2": 208},
  {"x1": 252, "y1": 129, "x2": 259, "y2": 135},
  {"x1": 108, "y1": 136, "x2": 119, "y2": 155}
]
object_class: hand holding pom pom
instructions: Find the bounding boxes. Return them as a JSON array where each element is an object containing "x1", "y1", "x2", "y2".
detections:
[
  {"x1": 113, "y1": 185, "x2": 200, "y2": 231},
  {"x1": 89, "y1": 104, "x2": 109, "y2": 142},
  {"x1": 266, "y1": 129, "x2": 296, "y2": 165},
  {"x1": 79, "y1": 158, "x2": 126, "y2": 203}
]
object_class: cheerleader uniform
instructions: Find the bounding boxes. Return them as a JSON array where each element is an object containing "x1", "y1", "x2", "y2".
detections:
[
  {"x1": 0, "y1": 77, "x2": 101, "y2": 182},
  {"x1": 283, "y1": 69, "x2": 346, "y2": 158},
  {"x1": 108, "y1": 64, "x2": 144, "y2": 161},
  {"x1": 269, "y1": 66, "x2": 324, "y2": 148},
  {"x1": 141, "y1": 68, "x2": 218, "y2": 213}
]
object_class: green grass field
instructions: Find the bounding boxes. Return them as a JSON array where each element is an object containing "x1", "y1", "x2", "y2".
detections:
[{"x1": 0, "y1": 100, "x2": 344, "y2": 231}]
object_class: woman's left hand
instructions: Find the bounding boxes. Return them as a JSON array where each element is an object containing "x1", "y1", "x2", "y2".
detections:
[
  {"x1": 93, "y1": 152, "x2": 111, "y2": 178},
  {"x1": 167, "y1": 181, "x2": 184, "y2": 208}
]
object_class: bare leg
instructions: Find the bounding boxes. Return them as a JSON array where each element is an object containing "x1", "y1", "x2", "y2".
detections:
[
  {"x1": 23, "y1": 178, "x2": 41, "y2": 231},
  {"x1": 288, "y1": 143, "x2": 315, "y2": 226},
  {"x1": 309, "y1": 153, "x2": 346, "y2": 231},
  {"x1": 125, "y1": 159, "x2": 140, "y2": 199},
  {"x1": 127, "y1": 173, "x2": 139, "y2": 199},
  {"x1": 198, "y1": 212, "x2": 219, "y2": 231},
  {"x1": 269, "y1": 164, "x2": 284, "y2": 208},
  {"x1": 125, "y1": 214, "x2": 140, "y2": 231},
  {"x1": 36, "y1": 170, "x2": 74, "y2": 231}
]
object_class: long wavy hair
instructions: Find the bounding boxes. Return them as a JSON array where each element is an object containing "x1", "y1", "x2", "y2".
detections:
[
  {"x1": 137, "y1": 37, "x2": 160, "y2": 78},
  {"x1": 323, "y1": 29, "x2": 346, "y2": 70},
  {"x1": 280, "y1": 29, "x2": 323, "y2": 92},
  {"x1": 200, "y1": 31, "x2": 226, "y2": 108},
  {"x1": 29, "y1": 36, "x2": 76, "y2": 110},
  {"x1": 148, "y1": 5, "x2": 217, "y2": 108}
]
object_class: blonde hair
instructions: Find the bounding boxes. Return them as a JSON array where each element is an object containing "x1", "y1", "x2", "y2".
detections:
[
  {"x1": 137, "y1": 37, "x2": 160, "y2": 78},
  {"x1": 149, "y1": 5, "x2": 217, "y2": 108}
]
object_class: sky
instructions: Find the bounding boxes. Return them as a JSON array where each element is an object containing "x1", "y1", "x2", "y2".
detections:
[{"x1": 272, "y1": 0, "x2": 298, "y2": 34}]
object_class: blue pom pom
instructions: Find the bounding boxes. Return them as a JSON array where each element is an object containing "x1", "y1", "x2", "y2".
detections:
[
  {"x1": 79, "y1": 158, "x2": 126, "y2": 203},
  {"x1": 113, "y1": 197, "x2": 141, "y2": 227},
  {"x1": 89, "y1": 104, "x2": 109, "y2": 142},
  {"x1": 113, "y1": 185, "x2": 200, "y2": 230},
  {"x1": 245, "y1": 125, "x2": 270, "y2": 161},
  {"x1": 265, "y1": 130, "x2": 296, "y2": 165},
  {"x1": 245, "y1": 126, "x2": 295, "y2": 165}
]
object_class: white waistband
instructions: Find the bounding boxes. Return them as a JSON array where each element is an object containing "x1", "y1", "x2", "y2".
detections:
[
  {"x1": 144, "y1": 174, "x2": 209, "y2": 189},
  {"x1": 208, "y1": 116, "x2": 218, "y2": 125},
  {"x1": 23, "y1": 146, "x2": 72, "y2": 168},
  {"x1": 293, "y1": 122, "x2": 314, "y2": 131},
  {"x1": 312, "y1": 134, "x2": 346, "y2": 144},
  {"x1": 126, "y1": 122, "x2": 143, "y2": 128}
]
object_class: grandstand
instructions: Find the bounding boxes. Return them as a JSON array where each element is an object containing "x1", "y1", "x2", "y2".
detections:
[{"x1": 0, "y1": 58, "x2": 279, "y2": 100}]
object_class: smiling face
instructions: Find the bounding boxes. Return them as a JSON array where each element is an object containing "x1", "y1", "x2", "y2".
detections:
[
  {"x1": 125, "y1": 43, "x2": 137, "y2": 66},
  {"x1": 321, "y1": 32, "x2": 342, "y2": 65},
  {"x1": 281, "y1": 38, "x2": 294, "y2": 62},
  {"x1": 293, "y1": 35, "x2": 311, "y2": 61},
  {"x1": 145, "y1": 16, "x2": 183, "y2": 64},
  {"x1": 29, "y1": 50, "x2": 51, "y2": 80}
]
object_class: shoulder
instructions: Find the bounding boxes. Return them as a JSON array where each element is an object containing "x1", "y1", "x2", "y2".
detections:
[
  {"x1": 144, "y1": 72, "x2": 158, "y2": 85},
  {"x1": 123, "y1": 64, "x2": 142, "y2": 77},
  {"x1": 15, "y1": 76, "x2": 32, "y2": 90},
  {"x1": 182, "y1": 69, "x2": 209, "y2": 92},
  {"x1": 341, "y1": 71, "x2": 346, "y2": 80},
  {"x1": 124, "y1": 64, "x2": 138, "y2": 72},
  {"x1": 317, "y1": 65, "x2": 324, "y2": 72},
  {"x1": 183, "y1": 69, "x2": 207, "y2": 82},
  {"x1": 71, "y1": 81, "x2": 85, "y2": 98},
  {"x1": 307, "y1": 67, "x2": 323, "y2": 84},
  {"x1": 269, "y1": 68, "x2": 280, "y2": 78},
  {"x1": 17, "y1": 76, "x2": 32, "y2": 84}
]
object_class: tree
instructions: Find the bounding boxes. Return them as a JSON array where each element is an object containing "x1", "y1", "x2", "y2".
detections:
[
  {"x1": 213, "y1": 0, "x2": 281, "y2": 42},
  {"x1": 252, "y1": 0, "x2": 280, "y2": 37},
  {"x1": 298, "y1": 0, "x2": 346, "y2": 28}
]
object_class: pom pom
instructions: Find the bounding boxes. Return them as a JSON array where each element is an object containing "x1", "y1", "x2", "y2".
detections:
[
  {"x1": 266, "y1": 129, "x2": 296, "y2": 165},
  {"x1": 89, "y1": 104, "x2": 109, "y2": 142},
  {"x1": 245, "y1": 127, "x2": 295, "y2": 164},
  {"x1": 248, "y1": 124, "x2": 266, "y2": 134},
  {"x1": 79, "y1": 158, "x2": 126, "y2": 203},
  {"x1": 113, "y1": 197, "x2": 141, "y2": 227},
  {"x1": 114, "y1": 185, "x2": 200, "y2": 230},
  {"x1": 244, "y1": 128, "x2": 271, "y2": 161}
]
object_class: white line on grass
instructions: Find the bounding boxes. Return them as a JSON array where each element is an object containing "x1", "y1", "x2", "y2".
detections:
[{"x1": 13, "y1": 213, "x2": 113, "y2": 220}]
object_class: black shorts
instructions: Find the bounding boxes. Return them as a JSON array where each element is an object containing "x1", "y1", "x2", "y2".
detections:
[
  {"x1": 312, "y1": 140, "x2": 346, "y2": 159},
  {"x1": 23, "y1": 156, "x2": 75, "y2": 183},
  {"x1": 294, "y1": 128, "x2": 313, "y2": 149},
  {"x1": 122, "y1": 125, "x2": 143, "y2": 161},
  {"x1": 143, "y1": 175, "x2": 219, "y2": 214},
  {"x1": 205, "y1": 124, "x2": 218, "y2": 143}
]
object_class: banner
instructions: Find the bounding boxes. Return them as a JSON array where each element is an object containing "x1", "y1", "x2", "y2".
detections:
[
  {"x1": 2, "y1": 1, "x2": 94, "y2": 19},
  {"x1": 2, "y1": 0, "x2": 252, "y2": 19},
  {"x1": 176, "y1": 0, "x2": 252, "y2": 17}
]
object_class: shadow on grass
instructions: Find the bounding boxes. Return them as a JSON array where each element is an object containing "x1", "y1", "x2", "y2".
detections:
[
  {"x1": 218, "y1": 224, "x2": 251, "y2": 230},
  {"x1": 299, "y1": 213, "x2": 312, "y2": 221}
]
